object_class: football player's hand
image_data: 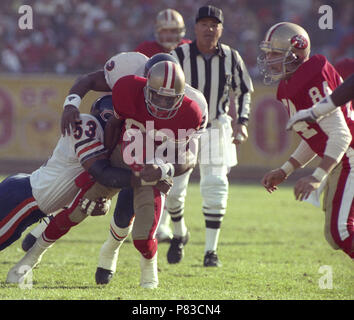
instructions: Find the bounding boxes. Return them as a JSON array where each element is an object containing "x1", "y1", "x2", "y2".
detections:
[
  {"x1": 61, "y1": 105, "x2": 81, "y2": 136},
  {"x1": 139, "y1": 164, "x2": 162, "y2": 182},
  {"x1": 261, "y1": 168, "x2": 287, "y2": 193},
  {"x1": 79, "y1": 197, "x2": 111, "y2": 216},
  {"x1": 294, "y1": 175, "x2": 321, "y2": 201},
  {"x1": 233, "y1": 124, "x2": 248, "y2": 145},
  {"x1": 130, "y1": 172, "x2": 172, "y2": 194},
  {"x1": 286, "y1": 109, "x2": 317, "y2": 131}
]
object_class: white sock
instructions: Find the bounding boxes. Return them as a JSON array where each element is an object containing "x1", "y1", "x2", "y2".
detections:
[
  {"x1": 97, "y1": 217, "x2": 134, "y2": 271},
  {"x1": 30, "y1": 216, "x2": 53, "y2": 238},
  {"x1": 97, "y1": 232, "x2": 123, "y2": 271},
  {"x1": 204, "y1": 228, "x2": 220, "y2": 253},
  {"x1": 172, "y1": 217, "x2": 188, "y2": 238},
  {"x1": 140, "y1": 252, "x2": 158, "y2": 289}
]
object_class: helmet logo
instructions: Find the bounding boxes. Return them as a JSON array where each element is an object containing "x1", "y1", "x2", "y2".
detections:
[
  {"x1": 105, "y1": 60, "x2": 115, "y2": 71},
  {"x1": 291, "y1": 35, "x2": 308, "y2": 49}
]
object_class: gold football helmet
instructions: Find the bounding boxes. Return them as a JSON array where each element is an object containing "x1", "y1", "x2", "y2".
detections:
[
  {"x1": 257, "y1": 22, "x2": 311, "y2": 84},
  {"x1": 144, "y1": 61, "x2": 185, "y2": 119},
  {"x1": 155, "y1": 9, "x2": 186, "y2": 50}
]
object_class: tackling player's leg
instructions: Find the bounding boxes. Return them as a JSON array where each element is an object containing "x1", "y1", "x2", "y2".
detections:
[
  {"x1": 0, "y1": 174, "x2": 46, "y2": 252},
  {"x1": 6, "y1": 181, "x2": 115, "y2": 284},
  {"x1": 21, "y1": 215, "x2": 54, "y2": 252}
]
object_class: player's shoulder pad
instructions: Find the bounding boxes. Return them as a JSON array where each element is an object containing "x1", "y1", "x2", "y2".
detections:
[
  {"x1": 104, "y1": 52, "x2": 148, "y2": 89},
  {"x1": 282, "y1": 54, "x2": 328, "y2": 98},
  {"x1": 182, "y1": 95, "x2": 203, "y2": 127},
  {"x1": 185, "y1": 84, "x2": 208, "y2": 117},
  {"x1": 295, "y1": 54, "x2": 327, "y2": 82},
  {"x1": 113, "y1": 74, "x2": 146, "y2": 92}
]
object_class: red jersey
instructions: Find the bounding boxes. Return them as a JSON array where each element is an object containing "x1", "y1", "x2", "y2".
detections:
[
  {"x1": 135, "y1": 39, "x2": 191, "y2": 58},
  {"x1": 112, "y1": 75, "x2": 203, "y2": 168},
  {"x1": 277, "y1": 54, "x2": 354, "y2": 158},
  {"x1": 334, "y1": 58, "x2": 354, "y2": 80}
]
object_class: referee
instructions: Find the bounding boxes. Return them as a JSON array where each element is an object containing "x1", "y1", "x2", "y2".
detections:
[{"x1": 164, "y1": 5, "x2": 254, "y2": 267}]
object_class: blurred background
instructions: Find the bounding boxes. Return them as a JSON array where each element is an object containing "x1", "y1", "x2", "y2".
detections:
[{"x1": 0, "y1": 0, "x2": 353, "y2": 179}]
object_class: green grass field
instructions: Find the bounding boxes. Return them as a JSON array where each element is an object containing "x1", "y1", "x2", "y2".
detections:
[{"x1": 0, "y1": 181, "x2": 353, "y2": 300}]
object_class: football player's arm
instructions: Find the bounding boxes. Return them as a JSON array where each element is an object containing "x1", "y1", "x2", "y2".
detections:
[
  {"x1": 62, "y1": 70, "x2": 111, "y2": 136},
  {"x1": 261, "y1": 141, "x2": 316, "y2": 193},
  {"x1": 81, "y1": 153, "x2": 134, "y2": 189},
  {"x1": 294, "y1": 109, "x2": 352, "y2": 201},
  {"x1": 286, "y1": 73, "x2": 354, "y2": 130},
  {"x1": 104, "y1": 115, "x2": 124, "y2": 158}
]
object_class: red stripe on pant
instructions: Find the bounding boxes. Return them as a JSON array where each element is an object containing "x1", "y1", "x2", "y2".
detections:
[
  {"x1": 133, "y1": 188, "x2": 164, "y2": 259},
  {"x1": 329, "y1": 157, "x2": 354, "y2": 258},
  {"x1": 0, "y1": 197, "x2": 36, "y2": 229}
]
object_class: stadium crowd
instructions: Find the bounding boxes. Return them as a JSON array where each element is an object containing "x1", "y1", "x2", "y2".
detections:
[{"x1": 0, "y1": 0, "x2": 353, "y2": 78}]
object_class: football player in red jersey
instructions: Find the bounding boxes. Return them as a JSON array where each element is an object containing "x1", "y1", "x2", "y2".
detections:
[
  {"x1": 21, "y1": 54, "x2": 201, "y2": 289},
  {"x1": 259, "y1": 22, "x2": 354, "y2": 259},
  {"x1": 286, "y1": 73, "x2": 354, "y2": 130},
  {"x1": 100, "y1": 60, "x2": 203, "y2": 288},
  {"x1": 135, "y1": 9, "x2": 192, "y2": 241},
  {"x1": 135, "y1": 8, "x2": 191, "y2": 57}
]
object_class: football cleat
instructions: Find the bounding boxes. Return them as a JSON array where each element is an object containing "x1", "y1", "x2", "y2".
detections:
[
  {"x1": 95, "y1": 267, "x2": 114, "y2": 285},
  {"x1": 6, "y1": 240, "x2": 50, "y2": 284},
  {"x1": 203, "y1": 250, "x2": 222, "y2": 267},
  {"x1": 167, "y1": 231, "x2": 190, "y2": 264}
]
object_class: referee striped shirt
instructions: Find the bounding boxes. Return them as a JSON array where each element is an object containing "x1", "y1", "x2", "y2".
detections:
[{"x1": 171, "y1": 41, "x2": 253, "y2": 124}]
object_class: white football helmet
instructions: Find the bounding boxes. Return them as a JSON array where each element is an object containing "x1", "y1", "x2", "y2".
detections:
[
  {"x1": 257, "y1": 22, "x2": 311, "y2": 84},
  {"x1": 144, "y1": 61, "x2": 185, "y2": 119},
  {"x1": 154, "y1": 9, "x2": 186, "y2": 50}
]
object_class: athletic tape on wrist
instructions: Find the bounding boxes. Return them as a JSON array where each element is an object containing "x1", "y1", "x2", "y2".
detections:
[
  {"x1": 312, "y1": 167, "x2": 328, "y2": 182},
  {"x1": 63, "y1": 94, "x2": 81, "y2": 109},
  {"x1": 280, "y1": 161, "x2": 294, "y2": 177}
]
